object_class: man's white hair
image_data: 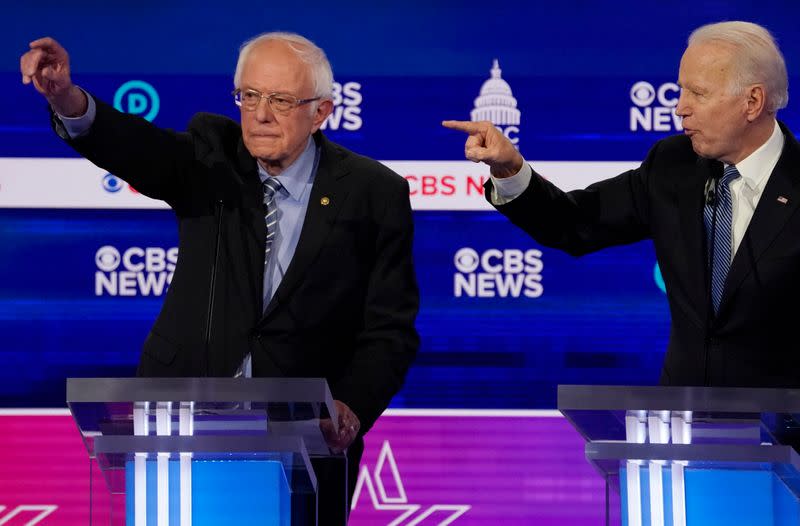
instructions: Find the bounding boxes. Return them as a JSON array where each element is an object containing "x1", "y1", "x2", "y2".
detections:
[
  {"x1": 688, "y1": 21, "x2": 788, "y2": 112},
  {"x1": 233, "y1": 32, "x2": 333, "y2": 99}
]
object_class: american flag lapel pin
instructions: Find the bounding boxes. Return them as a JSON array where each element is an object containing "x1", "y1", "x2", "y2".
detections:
[{"x1": 777, "y1": 196, "x2": 789, "y2": 205}]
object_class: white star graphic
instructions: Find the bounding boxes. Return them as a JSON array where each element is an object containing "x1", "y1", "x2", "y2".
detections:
[
  {"x1": 351, "y1": 441, "x2": 470, "y2": 525},
  {"x1": 0, "y1": 504, "x2": 57, "y2": 525}
]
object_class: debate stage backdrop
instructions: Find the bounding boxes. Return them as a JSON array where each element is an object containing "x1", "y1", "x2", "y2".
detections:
[{"x1": 1, "y1": 2, "x2": 799, "y2": 524}]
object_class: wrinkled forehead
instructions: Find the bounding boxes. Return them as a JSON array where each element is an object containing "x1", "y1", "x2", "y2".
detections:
[{"x1": 239, "y1": 40, "x2": 314, "y2": 94}]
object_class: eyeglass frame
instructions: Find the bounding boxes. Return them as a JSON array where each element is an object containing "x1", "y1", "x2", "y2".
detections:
[{"x1": 232, "y1": 88, "x2": 321, "y2": 113}]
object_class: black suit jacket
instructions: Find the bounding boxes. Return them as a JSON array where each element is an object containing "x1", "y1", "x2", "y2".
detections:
[
  {"x1": 487, "y1": 122, "x2": 800, "y2": 387},
  {"x1": 55, "y1": 98, "x2": 419, "y2": 433}
]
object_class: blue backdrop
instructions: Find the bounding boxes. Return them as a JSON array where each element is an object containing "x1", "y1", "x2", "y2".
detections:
[{"x1": 1, "y1": 1, "x2": 798, "y2": 408}]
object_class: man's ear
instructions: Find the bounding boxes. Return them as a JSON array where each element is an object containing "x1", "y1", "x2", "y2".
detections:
[
  {"x1": 311, "y1": 99, "x2": 334, "y2": 132},
  {"x1": 745, "y1": 84, "x2": 768, "y2": 121}
]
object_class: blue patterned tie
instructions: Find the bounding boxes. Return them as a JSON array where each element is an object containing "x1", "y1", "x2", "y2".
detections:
[
  {"x1": 703, "y1": 165, "x2": 740, "y2": 314},
  {"x1": 262, "y1": 177, "x2": 283, "y2": 266}
]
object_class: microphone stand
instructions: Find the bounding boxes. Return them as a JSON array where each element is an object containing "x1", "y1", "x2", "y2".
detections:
[{"x1": 204, "y1": 199, "x2": 225, "y2": 376}]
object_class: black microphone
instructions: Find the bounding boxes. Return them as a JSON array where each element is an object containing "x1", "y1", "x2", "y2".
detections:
[{"x1": 204, "y1": 199, "x2": 225, "y2": 376}]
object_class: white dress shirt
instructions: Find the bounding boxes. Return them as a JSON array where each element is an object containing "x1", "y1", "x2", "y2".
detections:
[{"x1": 727, "y1": 121, "x2": 784, "y2": 256}]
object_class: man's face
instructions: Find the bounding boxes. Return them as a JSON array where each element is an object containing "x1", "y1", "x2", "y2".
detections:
[
  {"x1": 239, "y1": 40, "x2": 332, "y2": 173},
  {"x1": 676, "y1": 42, "x2": 751, "y2": 165}
]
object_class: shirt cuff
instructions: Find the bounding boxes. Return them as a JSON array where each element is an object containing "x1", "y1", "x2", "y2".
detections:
[
  {"x1": 55, "y1": 87, "x2": 96, "y2": 139},
  {"x1": 491, "y1": 161, "x2": 532, "y2": 205}
]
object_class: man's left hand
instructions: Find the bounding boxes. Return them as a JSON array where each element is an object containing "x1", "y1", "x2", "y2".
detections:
[{"x1": 320, "y1": 400, "x2": 361, "y2": 454}]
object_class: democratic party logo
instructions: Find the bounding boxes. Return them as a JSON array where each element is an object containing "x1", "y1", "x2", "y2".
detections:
[
  {"x1": 453, "y1": 247, "x2": 543, "y2": 298},
  {"x1": 471, "y1": 59, "x2": 521, "y2": 147},
  {"x1": 113, "y1": 80, "x2": 160, "y2": 122},
  {"x1": 95, "y1": 245, "x2": 177, "y2": 296},
  {"x1": 101, "y1": 172, "x2": 140, "y2": 194},
  {"x1": 320, "y1": 81, "x2": 362, "y2": 131},
  {"x1": 629, "y1": 81, "x2": 683, "y2": 132},
  {"x1": 102, "y1": 173, "x2": 124, "y2": 193}
]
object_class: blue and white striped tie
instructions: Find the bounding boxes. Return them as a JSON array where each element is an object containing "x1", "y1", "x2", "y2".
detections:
[
  {"x1": 704, "y1": 165, "x2": 740, "y2": 314},
  {"x1": 262, "y1": 177, "x2": 283, "y2": 265}
]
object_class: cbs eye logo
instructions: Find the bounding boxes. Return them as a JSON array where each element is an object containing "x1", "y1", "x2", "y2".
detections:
[
  {"x1": 113, "y1": 80, "x2": 160, "y2": 122},
  {"x1": 95, "y1": 246, "x2": 121, "y2": 272},
  {"x1": 454, "y1": 248, "x2": 480, "y2": 273},
  {"x1": 630, "y1": 81, "x2": 656, "y2": 107}
]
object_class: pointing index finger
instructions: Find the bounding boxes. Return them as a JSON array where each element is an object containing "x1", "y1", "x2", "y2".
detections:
[{"x1": 442, "y1": 120, "x2": 486, "y2": 134}]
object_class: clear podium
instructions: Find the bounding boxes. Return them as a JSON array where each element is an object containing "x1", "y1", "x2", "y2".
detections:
[
  {"x1": 558, "y1": 385, "x2": 800, "y2": 526},
  {"x1": 67, "y1": 378, "x2": 344, "y2": 526}
]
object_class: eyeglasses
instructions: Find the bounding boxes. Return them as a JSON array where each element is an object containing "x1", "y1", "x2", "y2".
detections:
[{"x1": 232, "y1": 88, "x2": 320, "y2": 113}]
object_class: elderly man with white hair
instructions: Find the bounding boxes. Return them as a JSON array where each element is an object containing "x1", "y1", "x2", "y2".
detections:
[
  {"x1": 445, "y1": 21, "x2": 799, "y2": 387},
  {"x1": 21, "y1": 32, "x2": 419, "y2": 524}
]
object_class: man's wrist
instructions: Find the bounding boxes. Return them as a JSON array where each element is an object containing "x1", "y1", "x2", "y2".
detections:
[
  {"x1": 50, "y1": 86, "x2": 87, "y2": 118},
  {"x1": 491, "y1": 162, "x2": 532, "y2": 204},
  {"x1": 490, "y1": 155, "x2": 524, "y2": 179}
]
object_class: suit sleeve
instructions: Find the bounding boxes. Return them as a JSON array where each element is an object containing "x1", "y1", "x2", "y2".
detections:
[
  {"x1": 332, "y1": 175, "x2": 420, "y2": 433},
  {"x1": 486, "y1": 142, "x2": 662, "y2": 256},
  {"x1": 51, "y1": 96, "x2": 196, "y2": 207}
]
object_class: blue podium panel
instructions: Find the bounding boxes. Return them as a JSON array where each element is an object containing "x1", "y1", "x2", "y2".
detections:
[
  {"x1": 126, "y1": 459, "x2": 290, "y2": 526},
  {"x1": 620, "y1": 465, "x2": 800, "y2": 526}
]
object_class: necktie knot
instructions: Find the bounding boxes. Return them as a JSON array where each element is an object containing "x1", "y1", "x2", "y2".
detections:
[
  {"x1": 721, "y1": 165, "x2": 741, "y2": 186},
  {"x1": 263, "y1": 177, "x2": 283, "y2": 202}
]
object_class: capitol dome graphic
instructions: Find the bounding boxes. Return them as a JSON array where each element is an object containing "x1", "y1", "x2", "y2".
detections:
[{"x1": 471, "y1": 59, "x2": 520, "y2": 126}]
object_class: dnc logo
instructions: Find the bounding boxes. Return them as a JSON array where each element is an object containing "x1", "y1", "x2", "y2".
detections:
[
  {"x1": 102, "y1": 173, "x2": 124, "y2": 193},
  {"x1": 113, "y1": 80, "x2": 160, "y2": 122},
  {"x1": 101, "y1": 173, "x2": 139, "y2": 195}
]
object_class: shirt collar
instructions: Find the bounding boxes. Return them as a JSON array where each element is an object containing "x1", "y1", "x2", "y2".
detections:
[
  {"x1": 729, "y1": 120, "x2": 784, "y2": 192},
  {"x1": 257, "y1": 136, "x2": 316, "y2": 202}
]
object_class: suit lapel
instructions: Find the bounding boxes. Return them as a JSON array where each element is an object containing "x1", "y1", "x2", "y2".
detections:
[
  {"x1": 679, "y1": 156, "x2": 720, "y2": 324},
  {"x1": 720, "y1": 124, "x2": 800, "y2": 314},
  {"x1": 261, "y1": 133, "x2": 352, "y2": 320},
  {"x1": 234, "y1": 138, "x2": 269, "y2": 313}
]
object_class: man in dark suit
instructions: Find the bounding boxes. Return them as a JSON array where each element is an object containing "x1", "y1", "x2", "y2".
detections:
[
  {"x1": 21, "y1": 32, "x2": 419, "y2": 523},
  {"x1": 444, "y1": 21, "x2": 799, "y2": 387}
]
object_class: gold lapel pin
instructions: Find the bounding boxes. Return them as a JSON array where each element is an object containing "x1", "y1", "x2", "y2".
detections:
[{"x1": 320, "y1": 196, "x2": 330, "y2": 206}]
